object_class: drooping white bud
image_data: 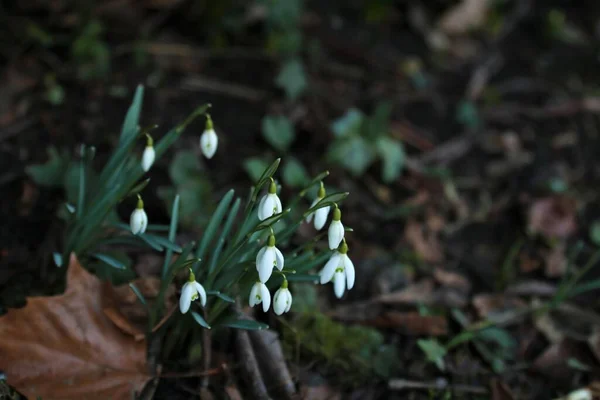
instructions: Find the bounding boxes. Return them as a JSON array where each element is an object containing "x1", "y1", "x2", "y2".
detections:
[
  {"x1": 130, "y1": 197, "x2": 148, "y2": 235},
  {"x1": 249, "y1": 281, "x2": 271, "y2": 312},
  {"x1": 256, "y1": 234, "x2": 284, "y2": 282},
  {"x1": 327, "y1": 206, "x2": 344, "y2": 250},
  {"x1": 273, "y1": 281, "x2": 292, "y2": 315},
  {"x1": 200, "y1": 115, "x2": 218, "y2": 159},
  {"x1": 141, "y1": 134, "x2": 155, "y2": 172},
  {"x1": 258, "y1": 179, "x2": 282, "y2": 221},
  {"x1": 179, "y1": 270, "x2": 207, "y2": 314}
]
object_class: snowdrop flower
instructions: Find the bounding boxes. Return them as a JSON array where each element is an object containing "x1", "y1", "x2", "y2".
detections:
[
  {"x1": 306, "y1": 182, "x2": 330, "y2": 230},
  {"x1": 327, "y1": 205, "x2": 344, "y2": 250},
  {"x1": 273, "y1": 280, "x2": 292, "y2": 315},
  {"x1": 179, "y1": 269, "x2": 207, "y2": 314},
  {"x1": 130, "y1": 196, "x2": 148, "y2": 235},
  {"x1": 249, "y1": 281, "x2": 271, "y2": 312},
  {"x1": 258, "y1": 178, "x2": 282, "y2": 221},
  {"x1": 141, "y1": 134, "x2": 155, "y2": 172},
  {"x1": 320, "y1": 240, "x2": 355, "y2": 299},
  {"x1": 200, "y1": 114, "x2": 218, "y2": 159},
  {"x1": 256, "y1": 234, "x2": 284, "y2": 282}
]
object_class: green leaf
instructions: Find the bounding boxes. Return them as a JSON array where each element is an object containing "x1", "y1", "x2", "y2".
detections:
[
  {"x1": 456, "y1": 100, "x2": 480, "y2": 129},
  {"x1": 367, "y1": 101, "x2": 393, "y2": 138},
  {"x1": 169, "y1": 151, "x2": 202, "y2": 186},
  {"x1": 137, "y1": 234, "x2": 165, "y2": 252},
  {"x1": 253, "y1": 209, "x2": 290, "y2": 232},
  {"x1": 207, "y1": 290, "x2": 235, "y2": 303},
  {"x1": 195, "y1": 190, "x2": 235, "y2": 266},
  {"x1": 275, "y1": 59, "x2": 307, "y2": 100},
  {"x1": 305, "y1": 192, "x2": 349, "y2": 215},
  {"x1": 26, "y1": 147, "x2": 69, "y2": 187},
  {"x1": 162, "y1": 194, "x2": 180, "y2": 279},
  {"x1": 376, "y1": 137, "x2": 405, "y2": 183},
  {"x1": 91, "y1": 252, "x2": 127, "y2": 270},
  {"x1": 286, "y1": 274, "x2": 319, "y2": 282},
  {"x1": 53, "y1": 252, "x2": 63, "y2": 267},
  {"x1": 208, "y1": 198, "x2": 241, "y2": 275},
  {"x1": 417, "y1": 339, "x2": 447, "y2": 371},
  {"x1": 119, "y1": 85, "x2": 144, "y2": 144},
  {"x1": 142, "y1": 233, "x2": 182, "y2": 253},
  {"x1": 243, "y1": 158, "x2": 269, "y2": 183},
  {"x1": 282, "y1": 158, "x2": 309, "y2": 188},
  {"x1": 220, "y1": 319, "x2": 269, "y2": 330},
  {"x1": 126, "y1": 178, "x2": 151, "y2": 198},
  {"x1": 191, "y1": 311, "x2": 211, "y2": 329},
  {"x1": 590, "y1": 221, "x2": 600, "y2": 246},
  {"x1": 328, "y1": 136, "x2": 375, "y2": 177},
  {"x1": 262, "y1": 116, "x2": 294, "y2": 152},
  {"x1": 331, "y1": 108, "x2": 364, "y2": 138},
  {"x1": 128, "y1": 283, "x2": 147, "y2": 306}
]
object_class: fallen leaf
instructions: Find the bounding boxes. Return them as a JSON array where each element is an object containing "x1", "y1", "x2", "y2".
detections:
[
  {"x1": 437, "y1": 0, "x2": 489, "y2": 35},
  {"x1": 404, "y1": 219, "x2": 444, "y2": 263},
  {"x1": 528, "y1": 196, "x2": 577, "y2": 239},
  {"x1": 376, "y1": 278, "x2": 435, "y2": 305},
  {"x1": 0, "y1": 254, "x2": 151, "y2": 400},
  {"x1": 532, "y1": 339, "x2": 593, "y2": 386},
  {"x1": 102, "y1": 276, "x2": 176, "y2": 340},
  {"x1": 542, "y1": 242, "x2": 567, "y2": 278},
  {"x1": 472, "y1": 294, "x2": 526, "y2": 319},
  {"x1": 433, "y1": 268, "x2": 471, "y2": 293},
  {"x1": 490, "y1": 378, "x2": 515, "y2": 400},
  {"x1": 366, "y1": 311, "x2": 448, "y2": 336}
]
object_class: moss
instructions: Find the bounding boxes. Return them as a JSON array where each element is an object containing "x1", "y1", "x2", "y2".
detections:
[{"x1": 282, "y1": 311, "x2": 399, "y2": 385}]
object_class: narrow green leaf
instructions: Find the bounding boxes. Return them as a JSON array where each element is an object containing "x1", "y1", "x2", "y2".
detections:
[
  {"x1": 76, "y1": 145, "x2": 86, "y2": 218},
  {"x1": 52, "y1": 252, "x2": 63, "y2": 267},
  {"x1": 301, "y1": 170, "x2": 330, "y2": 195},
  {"x1": 207, "y1": 290, "x2": 235, "y2": 303},
  {"x1": 253, "y1": 209, "x2": 290, "y2": 232},
  {"x1": 143, "y1": 233, "x2": 182, "y2": 253},
  {"x1": 128, "y1": 283, "x2": 147, "y2": 306},
  {"x1": 255, "y1": 158, "x2": 281, "y2": 194},
  {"x1": 195, "y1": 190, "x2": 234, "y2": 265},
  {"x1": 243, "y1": 158, "x2": 269, "y2": 183},
  {"x1": 304, "y1": 192, "x2": 349, "y2": 215},
  {"x1": 126, "y1": 178, "x2": 151, "y2": 198},
  {"x1": 286, "y1": 274, "x2": 319, "y2": 282},
  {"x1": 191, "y1": 311, "x2": 211, "y2": 329},
  {"x1": 166, "y1": 242, "x2": 196, "y2": 276},
  {"x1": 91, "y1": 252, "x2": 127, "y2": 270},
  {"x1": 220, "y1": 319, "x2": 269, "y2": 330},
  {"x1": 162, "y1": 194, "x2": 180, "y2": 279},
  {"x1": 147, "y1": 224, "x2": 170, "y2": 232},
  {"x1": 138, "y1": 234, "x2": 165, "y2": 252},
  {"x1": 119, "y1": 85, "x2": 144, "y2": 144},
  {"x1": 208, "y1": 198, "x2": 241, "y2": 275}
]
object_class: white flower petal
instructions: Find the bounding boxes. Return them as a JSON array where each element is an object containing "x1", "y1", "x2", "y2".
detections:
[
  {"x1": 273, "y1": 288, "x2": 286, "y2": 315},
  {"x1": 259, "y1": 283, "x2": 271, "y2": 312},
  {"x1": 274, "y1": 247, "x2": 285, "y2": 271},
  {"x1": 179, "y1": 282, "x2": 194, "y2": 313},
  {"x1": 258, "y1": 195, "x2": 275, "y2": 221},
  {"x1": 194, "y1": 281, "x2": 207, "y2": 306},
  {"x1": 200, "y1": 129, "x2": 218, "y2": 159},
  {"x1": 255, "y1": 247, "x2": 266, "y2": 270},
  {"x1": 257, "y1": 196, "x2": 267, "y2": 220},
  {"x1": 285, "y1": 290, "x2": 293, "y2": 313},
  {"x1": 320, "y1": 253, "x2": 340, "y2": 284},
  {"x1": 258, "y1": 247, "x2": 275, "y2": 282},
  {"x1": 139, "y1": 210, "x2": 148, "y2": 234},
  {"x1": 305, "y1": 198, "x2": 319, "y2": 223},
  {"x1": 130, "y1": 209, "x2": 146, "y2": 235},
  {"x1": 141, "y1": 146, "x2": 155, "y2": 172},
  {"x1": 328, "y1": 220, "x2": 344, "y2": 250},
  {"x1": 314, "y1": 205, "x2": 330, "y2": 230},
  {"x1": 333, "y1": 271, "x2": 346, "y2": 298},
  {"x1": 273, "y1": 194, "x2": 282, "y2": 214},
  {"x1": 344, "y1": 255, "x2": 355, "y2": 290},
  {"x1": 249, "y1": 282, "x2": 261, "y2": 307}
]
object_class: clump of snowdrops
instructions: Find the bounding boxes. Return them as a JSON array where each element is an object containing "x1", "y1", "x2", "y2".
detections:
[{"x1": 57, "y1": 85, "x2": 355, "y2": 335}]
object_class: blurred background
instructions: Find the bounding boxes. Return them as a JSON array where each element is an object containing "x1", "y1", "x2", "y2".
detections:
[{"x1": 3, "y1": 0, "x2": 600, "y2": 398}]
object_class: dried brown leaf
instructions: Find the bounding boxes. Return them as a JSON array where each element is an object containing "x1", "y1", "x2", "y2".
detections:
[
  {"x1": 433, "y1": 268, "x2": 471, "y2": 293},
  {"x1": 527, "y1": 196, "x2": 577, "y2": 239},
  {"x1": 0, "y1": 254, "x2": 151, "y2": 400},
  {"x1": 542, "y1": 242, "x2": 567, "y2": 278},
  {"x1": 366, "y1": 311, "x2": 448, "y2": 336},
  {"x1": 404, "y1": 219, "x2": 444, "y2": 263},
  {"x1": 437, "y1": 0, "x2": 489, "y2": 35},
  {"x1": 472, "y1": 294, "x2": 526, "y2": 319}
]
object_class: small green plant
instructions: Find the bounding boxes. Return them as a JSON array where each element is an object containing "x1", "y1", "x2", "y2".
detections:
[
  {"x1": 27, "y1": 86, "x2": 357, "y2": 362},
  {"x1": 71, "y1": 19, "x2": 110, "y2": 80},
  {"x1": 329, "y1": 102, "x2": 406, "y2": 183}
]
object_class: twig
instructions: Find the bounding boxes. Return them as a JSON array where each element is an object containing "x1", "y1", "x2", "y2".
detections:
[
  {"x1": 181, "y1": 76, "x2": 267, "y2": 102},
  {"x1": 249, "y1": 329, "x2": 296, "y2": 399},
  {"x1": 159, "y1": 367, "x2": 222, "y2": 378},
  {"x1": 389, "y1": 378, "x2": 488, "y2": 395},
  {"x1": 235, "y1": 329, "x2": 271, "y2": 400}
]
